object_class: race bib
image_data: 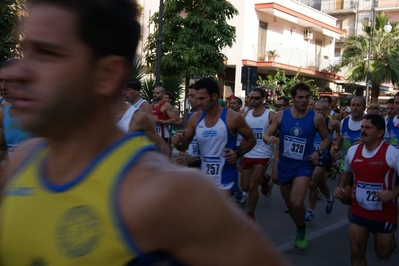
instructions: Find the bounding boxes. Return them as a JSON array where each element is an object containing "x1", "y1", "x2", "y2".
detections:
[
  {"x1": 253, "y1": 128, "x2": 263, "y2": 143},
  {"x1": 283, "y1": 135, "x2": 306, "y2": 160},
  {"x1": 155, "y1": 124, "x2": 161, "y2": 135},
  {"x1": 355, "y1": 181, "x2": 382, "y2": 210},
  {"x1": 188, "y1": 138, "x2": 200, "y2": 157},
  {"x1": 201, "y1": 156, "x2": 224, "y2": 185}
]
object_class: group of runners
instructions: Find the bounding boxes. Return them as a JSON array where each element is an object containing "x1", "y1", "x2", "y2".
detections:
[
  {"x1": 171, "y1": 79, "x2": 399, "y2": 265},
  {"x1": 0, "y1": 0, "x2": 398, "y2": 265}
]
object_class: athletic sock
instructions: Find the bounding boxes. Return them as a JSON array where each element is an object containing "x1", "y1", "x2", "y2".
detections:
[{"x1": 297, "y1": 225, "x2": 307, "y2": 231}]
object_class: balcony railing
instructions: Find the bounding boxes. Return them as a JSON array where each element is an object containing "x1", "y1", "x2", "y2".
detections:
[
  {"x1": 305, "y1": 0, "x2": 358, "y2": 13},
  {"x1": 376, "y1": 0, "x2": 399, "y2": 8},
  {"x1": 254, "y1": 43, "x2": 339, "y2": 73}
]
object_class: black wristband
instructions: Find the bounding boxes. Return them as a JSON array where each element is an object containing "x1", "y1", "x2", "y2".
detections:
[
  {"x1": 235, "y1": 148, "x2": 246, "y2": 158},
  {"x1": 317, "y1": 150, "x2": 322, "y2": 157}
]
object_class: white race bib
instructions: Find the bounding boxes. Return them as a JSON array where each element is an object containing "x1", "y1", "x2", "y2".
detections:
[
  {"x1": 355, "y1": 181, "x2": 383, "y2": 210},
  {"x1": 155, "y1": 124, "x2": 161, "y2": 135},
  {"x1": 253, "y1": 128, "x2": 263, "y2": 143},
  {"x1": 201, "y1": 156, "x2": 224, "y2": 185},
  {"x1": 283, "y1": 135, "x2": 306, "y2": 160},
  {"x1": 188, "y1": 138, "x2": 200, "y2": 157}
]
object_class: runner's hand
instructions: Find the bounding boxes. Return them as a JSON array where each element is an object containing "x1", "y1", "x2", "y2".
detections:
[
  {"x1": 223, "y1": 148, "x2": 237, "y2": 164},
  {"x1": 376, "y1": 190, "x2": 394, "y2": 202},
  {"x1": 334, "y1": 187, "x2": 346, "y2": 199},
  {"x1": 264, "y1": 135, "x2": 276, "y2": 145},
  {"x1": 309, "y1": 151, "x2": 319, "y2": 164},
  {"x1": 171, "y1": 131, "x2": 184, "y2": 146}
]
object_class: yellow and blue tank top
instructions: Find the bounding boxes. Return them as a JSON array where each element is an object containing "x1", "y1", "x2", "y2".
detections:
[{"x1": 0, "y1": 132, "x2": 184, "y2": 265}]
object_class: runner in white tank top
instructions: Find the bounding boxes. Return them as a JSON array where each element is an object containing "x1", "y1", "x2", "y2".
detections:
[
  {"x1": 171, "y1": 78, "x2": 256, "y2": 197},
  {"x1": 240, "y1": 89, "x2": 274, "y2": 220}
]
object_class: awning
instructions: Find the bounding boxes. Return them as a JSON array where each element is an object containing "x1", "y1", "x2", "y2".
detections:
[
  {"x1": 322, "y1": 28, "x2": 341, "y2": 39},
  {"x1": 273, "y1": 9, "x2": 298, "y2": 24}
]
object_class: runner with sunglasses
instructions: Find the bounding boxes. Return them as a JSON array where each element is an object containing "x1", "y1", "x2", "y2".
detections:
[{"x1": 240, "y1": 88, "x2": 274, "y2": 219}]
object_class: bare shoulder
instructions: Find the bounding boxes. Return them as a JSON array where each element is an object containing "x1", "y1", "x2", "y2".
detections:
[
  {"x1": 314, "y1": 112, "x2": 324, "y2": 123},
  {"x1": 187, "y1": 111, "x2": 202, "y2": 126},
  {"x1": 133, "y1": 110, "x2": 149, "y2": 123},
  {"x1": 268, "y1": 110, "x2": 275, "y2": 119},
  {"x1": 162, "y1": 102, "x2": 173, "y2": 110},
  {"x1": 139, "y1": 102, "x2": 153, "y2": 114},
  {"x1": 227, "y1": 108, "x2": 245, "y2": 123},
  {"x1": 329, "y1": 118, "x2": 340, "y2": 130},
  {"x1": 273, "y1": 110, "x2": 284, "y2": 123}
]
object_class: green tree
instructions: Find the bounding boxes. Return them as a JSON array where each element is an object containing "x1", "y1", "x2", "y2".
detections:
[
  {"x1": 256, "y1": 69, "x2": 317, "y2": 102},
  {"x1": 341, "y1": 11, "x2": 399, "y2": 103},
  {"x1": 0, "y1": 0, "x2": 24, "y2": 62},
  {"x1": 143, "y1": 0, "x2": 238, "y2": 85}
]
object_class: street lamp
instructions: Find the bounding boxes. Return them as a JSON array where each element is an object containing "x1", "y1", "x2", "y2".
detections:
[{"x1": 365, "y1": 2, "x2": 392, "y2": 103}]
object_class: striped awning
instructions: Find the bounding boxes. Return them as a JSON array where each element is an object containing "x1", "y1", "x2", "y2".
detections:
[
  {"x1": 322, "y1": 28, "x2": 341, "y2": 39},
  {"x1": 273, "y1": 9, "x2": 298, "y2": 24}
]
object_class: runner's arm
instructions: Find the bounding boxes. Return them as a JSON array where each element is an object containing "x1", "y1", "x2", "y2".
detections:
[
  {"x1": 376, "y1": 147, "x2": 399, "y2": 202},
  {"x1": 171, "y1": 112, "x2": 197, "y2": 151},
  {"x1": 234, "y1": 113, "x2": 255, "y2": 156},
  {"x1": 314, "y1": 113, "x2": 330, "y2": 154},
  {"x1": 159, "y1": 102, "x2": 180, "y2": 126},
  {"x1": 139, "y1": 102, "x2": 156, "y2": 121},
  {"x1": 263, "y1": 111, "x2": 281, "y2": 145},
  {"x1": 129, "y1": 112, "x2": 170, "y2": 156},
  {"x1": 334, "y1": 170, "x2": 352, "y2": 199}
]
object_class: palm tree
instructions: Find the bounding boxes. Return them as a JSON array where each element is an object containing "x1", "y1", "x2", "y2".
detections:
[{"x1": 341, "y1": 12, "x2": 399, "y2": 103}]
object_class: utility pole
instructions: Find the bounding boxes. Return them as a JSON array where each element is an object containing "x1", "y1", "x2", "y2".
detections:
[{"x1": 155, "y1": 0, "x2": 164, "y2": 86}]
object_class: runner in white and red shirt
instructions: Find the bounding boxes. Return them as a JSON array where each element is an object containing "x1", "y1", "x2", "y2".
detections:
[{"x1": 334, "y1": 113, "x2": 399, "y2": 266}]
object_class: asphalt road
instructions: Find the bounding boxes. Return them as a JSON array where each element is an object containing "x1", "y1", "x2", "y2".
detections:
[{"x1": 234, "y1": 169, "x2": 399, "y2": 266}]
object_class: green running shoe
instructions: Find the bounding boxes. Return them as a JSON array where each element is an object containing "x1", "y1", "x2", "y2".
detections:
[{"x1": 294, "y1": 227, "x2": 309, "y2": 250}]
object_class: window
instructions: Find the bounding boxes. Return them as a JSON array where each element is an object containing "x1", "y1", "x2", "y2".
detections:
[
  {"x1": 334, "y1": 48, "x2": 341, "y2": 58},
  {"x1": 257, "y1": 22, "x2": 268, "y2": 60},
  {"x1": 336, "y1": 20, "x2": 342, "y2": 29}
]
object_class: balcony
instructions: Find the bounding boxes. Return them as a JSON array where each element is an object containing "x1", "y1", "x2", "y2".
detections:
[
  {"x1": 376, "y1": 0, "x2": 399, "y2": 8},
  {"x1": 317, "y1": 0, "x2": 358, "y2": 15},
  {"x1": 250, "y1": 43, "x2": 341, "y2": 78}
]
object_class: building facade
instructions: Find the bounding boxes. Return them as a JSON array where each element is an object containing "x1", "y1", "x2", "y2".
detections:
[{"x1": 140, "y1": 1, "x2": 377, "y2": 98}]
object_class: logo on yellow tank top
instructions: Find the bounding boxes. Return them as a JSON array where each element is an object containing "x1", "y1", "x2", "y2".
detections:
[{"x1": 55, "y1": 205, "x2": 103, "y2": 258}]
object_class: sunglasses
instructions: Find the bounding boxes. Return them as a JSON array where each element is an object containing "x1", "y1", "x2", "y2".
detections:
[
  {"x1": 368, "y1": 107, "x2": 379, "y2": 110},
  {"x1": 250, "y1": 96, "x2": 261, "y2": 100},
  {"x1": 275, "y1": 104, "x2": 286, "y2": 108}
]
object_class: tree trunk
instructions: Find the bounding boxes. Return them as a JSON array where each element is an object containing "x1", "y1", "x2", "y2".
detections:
[{"x1": 370, "y1": 82, "x2": 380, "y2": 104}]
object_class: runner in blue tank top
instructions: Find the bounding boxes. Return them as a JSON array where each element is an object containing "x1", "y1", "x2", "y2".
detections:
[
  {"x1": 172, "y1": 78, "x2": 256, "y2": 198},
  {"x1": 332, "y1": 96, "x2": 366, "y2": 208},
  {"x1": 263, "y1": 83, "x2": 330, "y2": 250},
  {"x1": 386, "y1": 92, "x2": 399, "y2": 149}
]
